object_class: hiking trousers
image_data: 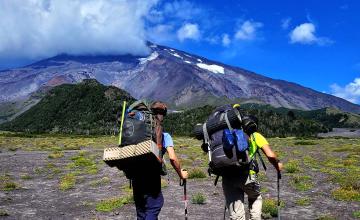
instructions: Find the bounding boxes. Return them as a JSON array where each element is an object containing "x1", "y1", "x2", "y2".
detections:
[
  {"x1": 133, "y1": 191, "x2": 164, "y2": 220},
  {"x1": 222, "y1": 174, "x2": 262, "y2": 220}
]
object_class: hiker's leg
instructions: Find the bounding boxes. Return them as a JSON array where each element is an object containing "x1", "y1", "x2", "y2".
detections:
[
  {"x1": 144, "y1": 192, "x2": 164, "y2": 220},
  {"x1": 222, "y1": 176, "x2": 246, "y2": 220},
  {"x1": 243, "y1": 174, "x2": 262, "y2": 220},
  {"x1": 133, "y1": 192, "x2": 147, "y2": 220}
]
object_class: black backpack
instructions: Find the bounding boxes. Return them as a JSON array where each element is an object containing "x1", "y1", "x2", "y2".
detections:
[
  {"x1": 201, "y1": 105, "x2": 251, "y2": 177},
  {"x1": 117, "y1": 100, "x2": 167, "y2": 179}
]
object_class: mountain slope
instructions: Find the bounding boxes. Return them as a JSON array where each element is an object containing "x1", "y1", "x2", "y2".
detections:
[
  {"x1": 0, "y1": 79, "x2": 135, "y2": 134},
  {"x1": 1, "y1": 42, "x2": 359, "y2": 123}
]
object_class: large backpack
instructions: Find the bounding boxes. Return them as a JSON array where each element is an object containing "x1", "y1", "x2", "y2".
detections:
[
  {"x1": 116, "y1": 100, "x2": 167, "y2": 179},
  {"x1": 201, "y1": 105, "x2": 251, "y2": 177}
]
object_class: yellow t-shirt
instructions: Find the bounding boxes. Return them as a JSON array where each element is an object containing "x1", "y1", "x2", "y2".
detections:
[{"x1": 248, "y1": 132, "x2": 268, "y2": 158}]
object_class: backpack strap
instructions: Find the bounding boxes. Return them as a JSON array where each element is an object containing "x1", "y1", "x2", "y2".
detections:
[
  {"x1": 224, "y1": 112, "x2": 233, "y2": 131},
  {"x1": 233, "y1": 107, "x2": 243, "y2": 125},
  {"x1": 202, "y1": 123, "x2": 211, "y2": 162}
]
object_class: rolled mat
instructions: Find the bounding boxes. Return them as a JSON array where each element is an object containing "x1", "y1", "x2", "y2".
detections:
[
  {"x1": 103, "y1": 140, "x2": 161, "y2": 169},
  {"x1": 193, "y1": 108, "x2": 243, "y2": 140}
]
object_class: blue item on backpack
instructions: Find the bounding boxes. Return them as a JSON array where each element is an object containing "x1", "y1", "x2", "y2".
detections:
[
  {"x1": 222, "y1": 129, "x2": 235, "y2": 151},
  {"x1": 233, "y1": 129, "x2": 249, "y2": 152}
]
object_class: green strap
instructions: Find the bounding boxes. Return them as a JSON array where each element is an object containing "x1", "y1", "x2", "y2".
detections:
[{"x1": 118, "y1": 101, "x2": 127, "y2": 146}]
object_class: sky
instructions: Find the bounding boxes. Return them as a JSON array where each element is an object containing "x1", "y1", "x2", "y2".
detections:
[{"x1": 0, "y1": 0, "x2": 359, "y2": 104}]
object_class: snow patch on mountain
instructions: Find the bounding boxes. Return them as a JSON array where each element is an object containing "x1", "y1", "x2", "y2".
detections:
[
  {"x1": 184, "y1": 61, "x2": 192, "y2": 64},
  {"x1": 171, "y1": 53, "x2": 182, "y2": 59},
  {"x1": 197, "y1": 59, "x2": 203, "y2": 63},
  {"x1": 138, "y1": 51, "x2": 159, "y2": 64},
  {"x1": 196, "y1": 63, "x2": 225, "y2": 74}
]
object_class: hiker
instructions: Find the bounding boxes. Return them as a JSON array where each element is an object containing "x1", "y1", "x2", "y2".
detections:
[
  {"x1": 222, "y1": 114, "x2": 283, "y2": 220},
  {"x1": 131, "y1": 101, "x2": 188, "y2": 220}
]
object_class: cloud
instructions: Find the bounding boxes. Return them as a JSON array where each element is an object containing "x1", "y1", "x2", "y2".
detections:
[
  {"x1": 0, "y1": 0, "x2": 158, "y2": 60},
  {"x1": 163, "y1": 0, "x2": 203, "y2": 20},
  {"x1": 146, "y1": 24, "x2": 175, "y2": 43},
  {"x1": 222, "y1": 34, "x2": 231, "y2": 47},
  {"x1": 289, "y1": 23, "x2": 333, "y2": 46},
  {"x1": 235, "y1": 20, "x2": 263, "y2": 41},
  {"x1": 281, "y1": 18, "x2": 291, "y2": 30},
  {"x1": 330, "y1": 78, "x2": 360, "y2": 104},
  {"x1": 177, "y1": 23, "x2": 200, "y2": 41}
]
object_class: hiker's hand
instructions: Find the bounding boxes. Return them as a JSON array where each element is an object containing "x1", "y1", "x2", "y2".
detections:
[
  {"x1": 181, "y1": 169, "x2": 188, "y2": 179},
  {"x1": 277, "y1": 162, "x2": 283, "y2": 172}
]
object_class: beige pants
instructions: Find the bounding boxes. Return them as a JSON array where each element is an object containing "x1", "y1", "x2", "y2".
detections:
[{"x1": 222, "y1": 174, "x2": 262, "y2": 220}]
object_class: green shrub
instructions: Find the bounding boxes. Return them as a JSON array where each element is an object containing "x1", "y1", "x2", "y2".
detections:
[
  {"x1": 191, "y1": 192, "x2": 206, "y2": 204},
  {"x1": 188, "y1": 168, "x2": 207, "y2": 179},
  {"x1": 0, "y1": 174, "x2": 18, "y2": 191}
]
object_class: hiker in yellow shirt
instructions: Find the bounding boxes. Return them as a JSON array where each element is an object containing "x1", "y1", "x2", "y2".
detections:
[{"x1": 222, "y1": 113, "x2": 283, "y2": 220}]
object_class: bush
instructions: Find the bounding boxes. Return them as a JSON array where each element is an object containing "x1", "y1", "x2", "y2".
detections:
[
  {"x1": 191, "y1": 192, "x2": 206, "y2": 204},
  {"x1": 295, "y1": 197, "x2": 311, "y2": 206},
  {"x1": 188, "y1": 168, "x2": 207, "y2": 179}
]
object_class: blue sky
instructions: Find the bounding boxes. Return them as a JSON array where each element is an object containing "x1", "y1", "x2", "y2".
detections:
[{"x1": 0, "y1": 0, "x2": 359, "y2": 103}]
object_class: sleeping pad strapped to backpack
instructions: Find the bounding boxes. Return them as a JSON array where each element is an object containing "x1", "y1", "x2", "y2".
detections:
[
  {"x1": 200, "y1": 105, "x2": 251, "y2": 176},
  {"x1": 116, "y1": 100, "x2": 167, "y2": 179}
]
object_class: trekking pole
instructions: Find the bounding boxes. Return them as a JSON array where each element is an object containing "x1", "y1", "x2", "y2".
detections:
[
  {"x1": 180, "y1": 179, "x2": 188, "y2": 220},
  {"x1": 277, "y1": 171, "x2": 281, "y2": 220}
]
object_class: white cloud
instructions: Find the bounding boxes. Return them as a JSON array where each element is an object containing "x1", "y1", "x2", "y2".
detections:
[
  {"x1": 0, "y1": 0, "x2": 158, "y2": 60},
  {"x1": 330, "y1": 78, "x2": 360, "y2": 104},
  {"x1": 289, "y1": 23, "x2": 333, "y2": 46},
  {"x1": 222, "y1": 34, "x2": 231, "y2": 47},
  {"x1": 281, "y1": 17, "x2": 291, "y2": 30},
  {"x1": 235, "y1": 20, "x2": 263, "y2": 41},
  {"x1": 177, "y1": 23, "x2": 200, "y2": 41},
  {"x1": 147, "y1": 24, "x2": 175, "y2": 43}
]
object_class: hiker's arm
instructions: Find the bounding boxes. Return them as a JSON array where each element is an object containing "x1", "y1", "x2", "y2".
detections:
[
  {"x1": 261, "y1": 144, "x2": 283, "y2": 172},
  {"x1": 167, "y1": 147, "x2": 188, "y2": 179}
]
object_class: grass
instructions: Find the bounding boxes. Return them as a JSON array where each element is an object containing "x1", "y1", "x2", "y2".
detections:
[
  {"x1": 0, "y1": 174, "x2": 19, "y2": 191},
  {"x1": 48, "y1": 151, "x2": 64, "y2": 159},
  {"x1": 284, "y1": 159, "x2": 300, "y2": 173},
  {"x1": 291, "y1": 175, "x2": 313, "y2": 191},
  {"x1": 20, "y1": 173, "x2": 32, "y2": 180},
  {"x1": 353, "y1": 211, "x2": 360, "y2": 218},
  {"x1": 316, "y1": 215, "x2": 336, "y2": 220},
  {"x1": 90, "y1": 177, "x2": 110, "y2": 187},
  {"x1": 331, "y1": 187, "x2": 360, "y2": 202},
  {"x1": 294, "y1": 141, "x2": 317, "y2": 145},
  {"x1": 191, "y1": 192, "x2": 206, "y2": 204},
  {"x1": 295, "y1": 197, "x2": 311, "y2": 206},
  {"x1": 188, "y1": 168, "x2": 207, "y2": 179},
  {"x1": 262, "y1": 198, "x2": 284, "y2": 219},
  {"x1": 95, "y1": 195, "x2": 133, "y2": 212},
  {"x1": 59, "y1": 173, "x2": 76, "y2": 190},
  {"x1": 0, "y1": 209, "x2": 9, "y2": 216}
]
